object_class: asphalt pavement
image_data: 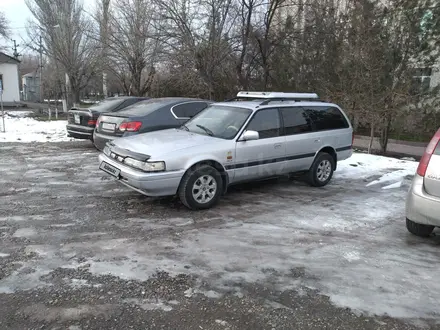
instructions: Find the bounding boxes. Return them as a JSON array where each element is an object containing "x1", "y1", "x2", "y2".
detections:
[
  {"x1": 353, "y1": 136, "x2": 427, "y2": 159},
  {"x1": 0, "y1": 141, "x2": 439, "y2": 330}
]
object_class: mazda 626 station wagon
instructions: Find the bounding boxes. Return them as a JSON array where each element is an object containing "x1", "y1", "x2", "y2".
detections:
[{"x1": 98, "y1": 91, "x2": 353, "y2": 210}]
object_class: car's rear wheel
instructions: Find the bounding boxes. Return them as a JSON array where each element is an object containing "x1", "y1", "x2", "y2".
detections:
[
  {"x1": 178, "y1": 165, "x2": 223, "y2": 210},
  {"x1": 307, "y1": 152, "x2": 335, "y2": 187},
  {"x1": 406, "y1": 218, "x2": 434, "y2": 237}
]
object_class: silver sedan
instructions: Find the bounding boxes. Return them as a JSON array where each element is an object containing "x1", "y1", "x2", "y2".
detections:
[{"x1": 406, "y1": 128, "x2": 440, "y2": 237}]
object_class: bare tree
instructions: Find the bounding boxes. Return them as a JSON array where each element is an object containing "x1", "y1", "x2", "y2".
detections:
[
  {"x1": 0, "y1": 11, "x2": 8, "y2": 40},
  {"x1": 25, "y1": 0, "x2": 101, "y2": 105},
  {"x1": 156, "y1": 0, "x2": 237, "y2": 99},
  {"x1": 234, "y1": 0, "x2": 259, "y2": 90},
  {"x1": 372, "y1": 0, "x2": 440, "y2": 152},
  {"x1": 98, "y1": 0, "x2": 159, "y2": 96},
  {"x1": 97, "y1": 0, "x2": 111, "y2": 97}
]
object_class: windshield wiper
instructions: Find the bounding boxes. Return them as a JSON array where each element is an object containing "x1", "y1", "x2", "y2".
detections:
[
  {"x1": 180, "y1": 124, "x2": 189, "y2": 131},
  {"x1": 196, "y1": 124, "x2": 214, "y2": 136}
]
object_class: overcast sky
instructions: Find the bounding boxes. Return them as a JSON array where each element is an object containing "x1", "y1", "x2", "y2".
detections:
[
  {"x1": 1, "y1": 0, "x2": 30, "y2": 44},
  {"x1": 1, "y1": 0, "x2": 94, "y2": 54}
]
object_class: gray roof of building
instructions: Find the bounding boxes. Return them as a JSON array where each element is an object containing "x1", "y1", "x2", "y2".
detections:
[{"x1": 0, "y1": 52, "x2": 20, "y2": 64}]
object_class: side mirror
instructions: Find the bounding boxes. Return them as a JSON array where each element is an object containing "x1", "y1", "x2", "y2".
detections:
[{"x1": 240, "y1": 130, "x2": 259, "y2": 141}]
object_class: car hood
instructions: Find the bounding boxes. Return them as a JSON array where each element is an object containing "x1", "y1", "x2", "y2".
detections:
[{"x1": 109, "y1": 128, "x2": 218, "y2": 158}]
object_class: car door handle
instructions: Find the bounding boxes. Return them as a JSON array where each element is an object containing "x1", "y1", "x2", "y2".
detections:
[
  {"x1": 274, "y1": 143, "x2": 282, "y2": 149},
  {"x1": 314, "y1": 139, "x2": 321, "y2": 143}
]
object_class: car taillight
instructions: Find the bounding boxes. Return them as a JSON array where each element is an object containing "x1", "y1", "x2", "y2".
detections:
[
  {"x1": 119, "y1": 121, "x2": 142, "y2": 132},
  {"x1": 96, "y1": 117, "x2": 101, "y2": 127},
  {"x1": 417, "y1": 128, "x2": 440, "y2": 177},
  {"x1": 88, "y1": 119, "x2": 97, "y2": 126}
]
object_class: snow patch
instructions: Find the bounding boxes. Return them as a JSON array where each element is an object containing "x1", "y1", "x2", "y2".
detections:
[
  {"x1": 13, "y1": 228, "x2": 37, "y2": 238},
  {"x1": 342, "y1": 251, "x2": 361, "y2": 262},
  {"x1": 67, "y1": 278, "x2": 103, "y2": 289},
  {"x1": 382, "y1": 181, "x2": 403, "y2": 190},
  {"x1": 184, "y1": 287, "x2": 223, "y2": 299},
  {"x1": 0, "y1": 113, "x2": 72, "y2": 143},
  {"x1": 336, "y1": 153, "x2": 417, "y2": 182},
  {"x1": 366, "y1": 169, "x2": 412, "y2": 187},
  {"x1": 123, "y1": 298, "x2": 175, "y2": 312}
]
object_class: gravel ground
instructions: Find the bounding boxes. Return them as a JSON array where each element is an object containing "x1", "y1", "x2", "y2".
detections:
[{"x1": 0, "y1": 141, "x2": 439, "y2": 330}]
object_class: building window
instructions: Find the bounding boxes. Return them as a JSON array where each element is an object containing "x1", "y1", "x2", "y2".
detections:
[{"x1": 411, "y1": 67, "x2": 432, "y2": 95}]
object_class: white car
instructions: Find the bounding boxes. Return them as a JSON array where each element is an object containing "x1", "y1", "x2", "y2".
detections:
[{"x1": 99, "y1": 91, "x2": 353, "y2": 209}]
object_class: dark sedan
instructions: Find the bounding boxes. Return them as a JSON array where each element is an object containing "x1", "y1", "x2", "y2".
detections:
[
  {"x1": 93, "y1": 97, "x2": 211, "y2": 150},
  {"x1": 66, "y1": 97, "x2": 148, "y2": 141}
]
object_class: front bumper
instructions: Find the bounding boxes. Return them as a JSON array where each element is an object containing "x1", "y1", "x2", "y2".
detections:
[
  {"x1": 406, "y1": 174, "x2": 440, "y2": 227},
  {"x1": 66, "y1": 124, "x2": 94, "y2": 140},
  {"x1": 98, "y1": 153, "x2": 185, "y2": 197}
]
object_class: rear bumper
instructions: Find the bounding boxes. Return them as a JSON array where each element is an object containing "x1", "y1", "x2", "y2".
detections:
[
  {"x1": 93, "y1": 132, "x2": 120, "y2": 151},
  {"x1": 406, "y1": 174, "x2": 440, "y2": 227},
  {"x1": 98, "y1": 153, "x2": 185, "y2": 197},
  {"x1": 66, "y1": 124, "x2": 94, "y2": 140}
]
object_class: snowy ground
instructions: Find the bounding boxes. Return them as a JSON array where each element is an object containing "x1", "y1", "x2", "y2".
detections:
[
  {"x1": 0, "y1": 142, "x2": 438, "y2": 329},
  {"x1": 0, "y1": 111, "x2": 72, "y2": 142}
]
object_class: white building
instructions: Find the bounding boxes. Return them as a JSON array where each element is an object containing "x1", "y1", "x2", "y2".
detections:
[
  {"x1": 0, "y1": 52, "x2": 20, "y2": 105},
  {"x1": 22, "y1": 72, "x2": 40, "y2": 102}
]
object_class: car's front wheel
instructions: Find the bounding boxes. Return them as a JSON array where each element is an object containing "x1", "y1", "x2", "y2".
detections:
[
  {"x1": 307, "y1": 152, "x2": 335, "y2": 187},
  {"x1": 406, "y1": 218, "x2": 434, "y2": 237},
  {"x1": 178, "y1": 165, "x2": 223, "y2": 210}
]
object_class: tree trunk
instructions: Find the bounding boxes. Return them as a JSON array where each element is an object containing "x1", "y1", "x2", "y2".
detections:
[
  {"x1": 131, "y1": 66, "x2": 143, "y2": 96},
  {"x1": 103, "y1": 73, "x2": 108, "y2": 98},
  {"x1": 70, "y1": 78, "x2": 81, "y2": 105},
  {"x1": 207, "y1": 78, "x2": 213, "y2": 100},
  {"x1": 368, "y1": 122, "x2": 375, "y2": 154},
  {"x1": 379, "y1": 116, "x2": 392, "y2": 154}
]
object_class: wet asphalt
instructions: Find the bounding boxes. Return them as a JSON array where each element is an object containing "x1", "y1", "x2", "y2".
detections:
[{"x1": 0, "y1": 141, "x2": 439, "y2": 330}]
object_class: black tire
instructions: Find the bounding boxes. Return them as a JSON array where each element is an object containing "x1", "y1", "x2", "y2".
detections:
[
  {"x1": 178, "y1": 165, "x2": 223, "y2": 210},
  {"x1": 406, "y1": 218, "x2": 434, "y2": 237},
  {"x1": 307, "y1": 152, "x2": 335, "y2": 187}
]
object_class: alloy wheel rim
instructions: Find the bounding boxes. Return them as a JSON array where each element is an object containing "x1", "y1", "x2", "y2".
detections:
[
  {"x1": 317, "y1": 160, "x2": 332, "y2": 182},
  {"x1": 192, "y1": 174, "x2": 217, "y2": 204}
]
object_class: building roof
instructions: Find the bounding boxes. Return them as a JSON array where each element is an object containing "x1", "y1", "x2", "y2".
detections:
[
  {"x1": 0, "y1": 52, "x2": 20, "y2": 64},
  {"x1": 22, "y1": 72, "x2": 39, "y2": 78}
]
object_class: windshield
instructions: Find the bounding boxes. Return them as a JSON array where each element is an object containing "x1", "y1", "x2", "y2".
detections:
[
  {"x1": 184, "y1": 105, "x2": 252, "y2": 139},
  {"x1": 90, "y1": 98, "x2": 125, "y2": 112}
]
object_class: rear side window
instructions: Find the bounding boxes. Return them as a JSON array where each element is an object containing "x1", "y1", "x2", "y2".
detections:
[
  {"x1": 304, "y1": 106, "x2": 349, "y2": 131},
  {"x1": 280, "y1": 107, "x2": 312, "y2": 135},
  {"x1": 172, "y1": 102, "x2": 208, "y2": 119},
  {"x1": 246, "y1": 108, "x2": 281, "y2": 139}
]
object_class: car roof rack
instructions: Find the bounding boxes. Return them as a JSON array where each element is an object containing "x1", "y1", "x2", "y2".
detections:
[{"x1": 226, "y1": 91, "x2": 321, "y2": 105}]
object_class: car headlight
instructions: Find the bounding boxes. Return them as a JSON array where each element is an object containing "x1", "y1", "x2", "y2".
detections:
[
  {"x1": 103, "y1": 145, "x2": 111, "y2": 156},
  {"x1": 123, "y1": 157, "x2": 165, "y2": 172}
]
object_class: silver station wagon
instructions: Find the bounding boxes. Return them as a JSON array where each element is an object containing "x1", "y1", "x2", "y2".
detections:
[{"x1": 98, "y1": 92, "x2": 353, "y2": 209}]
